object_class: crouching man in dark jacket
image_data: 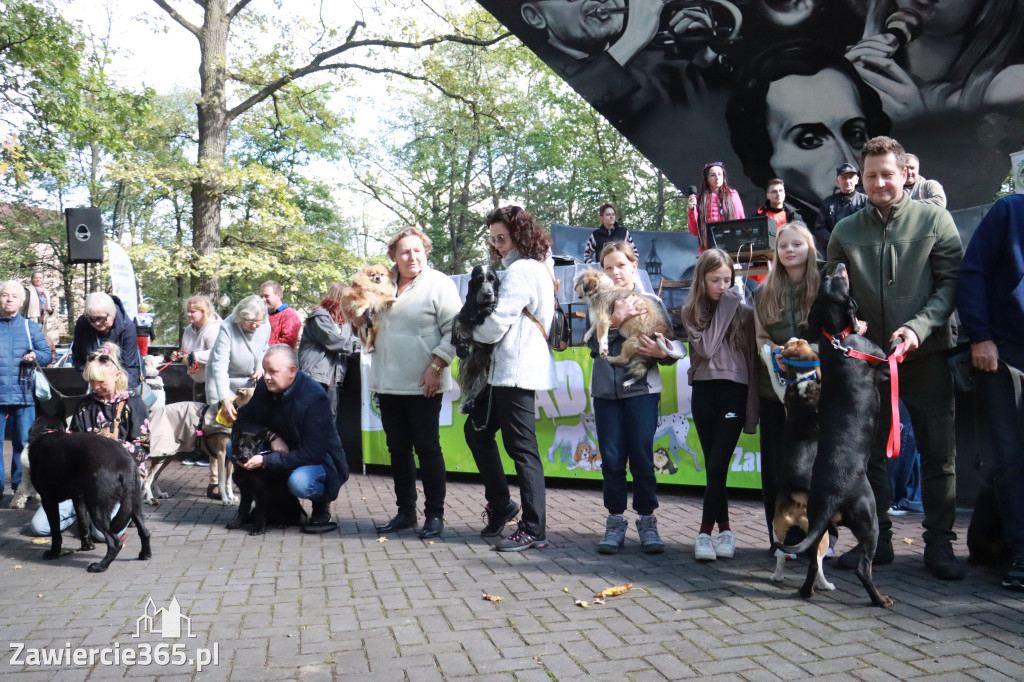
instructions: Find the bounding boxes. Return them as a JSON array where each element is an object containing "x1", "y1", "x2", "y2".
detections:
[{"x1": 235, "y1": 344, "x2": 349, "y2": 533}]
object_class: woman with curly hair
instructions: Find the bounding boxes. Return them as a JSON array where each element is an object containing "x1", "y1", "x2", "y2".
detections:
[
  {"x1": 687, "y1": 162, "x2": 746, "y2": 253},
  {"x1": 466, "y1": 205, "x2": 557, "y2": 552},
  {"x1": 681, "y1": 249, "x2": 758, "y2": 562}
]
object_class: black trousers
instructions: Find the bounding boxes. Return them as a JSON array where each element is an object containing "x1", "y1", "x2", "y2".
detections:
[
  {"x1": 465, "y1": 385, "x2": 546, "y2": 536},
  {"x1": 758, "y1": 397, "x2": 785, "y2": 544},
  {"x1": 691, "y1": 380, "x2": 748, "y2": 529},
  {"x1": 377, "y1": 394, "x2": 447, "y2": 518},
  {"x1": 867, "y1": 352, "x2": 957, "y2": 544}
]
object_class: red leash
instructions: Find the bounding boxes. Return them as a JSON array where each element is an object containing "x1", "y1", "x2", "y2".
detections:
[{"x1": 823, "y1": 327, "x2": 905, "y2": 459}]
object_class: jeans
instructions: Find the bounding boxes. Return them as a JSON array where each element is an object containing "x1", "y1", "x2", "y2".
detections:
[
  {"x1": 886, "y1": 401, "x2": 922, "y2": 509},
  {"x1": 691, "y1": 380, "x2": 747, "y2": 529},
  {"x1": 976, "y1": 341, "x2": 1024, "y2": 560},
  {"x1": 866, "y1": 352, "x2": 957, "y2": 544},
  {"x1": 594, "y1": 393, "x2": 661, "y2": 515},
  {"x1": 31, "y1": 500, "x2": 125, "y2": 538},
  {"x1": 465, "y1": 386, "x2": 546, "y2": 536},
  {"x1": 287, "y1": 465, "x2": 328, "y2": 503},
  {"x1": 0, "y1": 404, "x2": 34, "y2": 491},
  {"x1": 377, "y1": 394, "x2": 447, "y2": 518}
]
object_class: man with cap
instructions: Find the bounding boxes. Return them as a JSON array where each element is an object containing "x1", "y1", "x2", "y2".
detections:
[{"x1": 812, "y1": 162, "x2": 867, "y2": 258}]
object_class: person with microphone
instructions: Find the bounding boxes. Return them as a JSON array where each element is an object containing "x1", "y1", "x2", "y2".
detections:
[
  {"x1": 845, "y1": 1, "x2": 1023, "y2": 121},
  {"x1": 687, "y1": 162, "x2": 745, "y2": 253}
]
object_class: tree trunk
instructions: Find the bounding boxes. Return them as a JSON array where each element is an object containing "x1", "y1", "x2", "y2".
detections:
[{"x1": 191, "y1": 1, "x2": 230, "y2": 298}]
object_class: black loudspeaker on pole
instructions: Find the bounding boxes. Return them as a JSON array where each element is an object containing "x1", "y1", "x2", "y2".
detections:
[{"x1": 65, "y1": 207, "x2": 104, "y2": 264}]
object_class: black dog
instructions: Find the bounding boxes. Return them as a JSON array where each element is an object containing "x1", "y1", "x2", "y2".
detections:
[
  {"x1": 227, "y1": 428, "x2": 307, "y2": 535},
  {"x1": 28, "y1": 410, "x2": 152, "y2": 573},
  {"x1": 452, "y1": 264, "x2": 500, "y2": 415},
  {"x1": 778, "y1": 263, "x2": 893, "y2": 608}
]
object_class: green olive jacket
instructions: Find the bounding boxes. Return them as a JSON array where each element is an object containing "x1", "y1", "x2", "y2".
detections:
[{"x1": 825, "y1": 193, "x2": 962, "y2": 360}]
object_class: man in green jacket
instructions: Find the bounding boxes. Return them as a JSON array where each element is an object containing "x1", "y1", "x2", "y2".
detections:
[{"x1": 826, "y1": 136, "x2": 965, "y2": 581}]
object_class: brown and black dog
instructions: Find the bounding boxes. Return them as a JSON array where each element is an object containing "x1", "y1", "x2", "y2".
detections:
[
  {"x1": 778, "y1": 264, "x2": 893, "y2": 608},
  {"x1": 768, "y1": 338, "x2": 833, "y2": 592}
]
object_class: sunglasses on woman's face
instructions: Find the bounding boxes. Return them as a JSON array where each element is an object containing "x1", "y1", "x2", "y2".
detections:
[
  {"x1": 87, "y1": 314, "x2": 110, "y2": 324},
  {"x1": 488, "y1": 234, "x2": 510, "y2": 246}
]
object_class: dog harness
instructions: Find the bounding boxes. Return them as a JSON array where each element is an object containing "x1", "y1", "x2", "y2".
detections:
[
  {"x1": 823, "y1": 326, "x2": 905, "y2": 459},
  {"x1": 770, "y1": 350, "x2": 820, "y2": 386}
]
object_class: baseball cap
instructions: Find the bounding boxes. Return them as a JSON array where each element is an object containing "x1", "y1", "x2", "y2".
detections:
[{"x1": 836, "y1": 162, "x2": 858, "y2": 177}]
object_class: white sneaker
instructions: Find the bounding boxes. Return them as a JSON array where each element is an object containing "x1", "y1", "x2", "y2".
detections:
[
  {"x1": 715, "y1": 530, "x2": 736, "y2": 558},
  {"x1": 694, "y1": 533, "x2": 717, "y2": 561}
]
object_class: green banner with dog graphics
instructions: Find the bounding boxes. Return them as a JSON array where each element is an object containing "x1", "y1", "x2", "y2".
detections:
[{"x1": 360, "y1": 347, "x2": 763, "y2": 489}]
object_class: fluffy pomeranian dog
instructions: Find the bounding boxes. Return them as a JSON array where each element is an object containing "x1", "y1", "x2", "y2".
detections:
[{"x1": 341, "y1": 264, "x2": 397, "y2": 352}]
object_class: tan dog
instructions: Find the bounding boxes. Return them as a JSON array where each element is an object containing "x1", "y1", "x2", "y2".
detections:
[
  {"x1": 574, "y1": 269, "x2": 676, "y2": 387},
  {"x1": 768, "y1": 338, "x2": 833, "y2": 592},
  {"x1": 143, "y1": 386, "x2": 254, "y2": 506},
  {"x1": 341, "y1": 264, "x2": 397, "y2": 352}
]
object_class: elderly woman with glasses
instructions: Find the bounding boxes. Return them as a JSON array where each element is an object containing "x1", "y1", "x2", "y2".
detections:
[
  {"x1": 30, "y1": 343, "x2": 149, "y2": 538},
  {"x1": 363, "y1": 227, "x2": 461, "y2": 540},
  {"x1": 71, "y1": 292, "x2": 142, "y2": 390},
  {"x1": 687, "y1": 161, "x2": 746, "y2": 253},
  {"x1": 207, "y1": 295, "x2": 270, "y2": 423}
]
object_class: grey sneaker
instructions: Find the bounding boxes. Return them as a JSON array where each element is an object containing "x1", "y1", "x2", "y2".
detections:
[
  {"x1": 694, "y1": 533, "x2": 716, "y2": 561},
  {"x1": 636, "y1": 516, "x2": 665, "y2": 554},
  {"x1": 597, "y1": 515, "x2": 628, "y2": 554},
  {"x1": 715, "y1": 530, "x2": 735, "y2": 558}
]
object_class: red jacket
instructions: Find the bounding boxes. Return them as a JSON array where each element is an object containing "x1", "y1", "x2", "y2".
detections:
[{"x1": 269, "y1": 305, "x2": 301, "y2": 348}]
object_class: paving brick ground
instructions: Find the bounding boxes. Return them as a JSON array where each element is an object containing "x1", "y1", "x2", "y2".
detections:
[{"x1": 0, "y1": 454, "x2": 1021, "y2": 681}]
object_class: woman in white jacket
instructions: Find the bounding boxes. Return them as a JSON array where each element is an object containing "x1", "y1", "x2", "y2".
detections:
[
  {"x1": 172, "y1": 294, "x2": 222, "y2": 473},
  {"x1": 367, "y1": 227, "x2": 461, "y2": 540},
  {"x1": 466, "y1": 205, "x2": 557, "y2": 552}
]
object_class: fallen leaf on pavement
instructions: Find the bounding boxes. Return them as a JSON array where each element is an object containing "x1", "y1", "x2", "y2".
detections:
[
  {"x1": 482, "y1": 592, "x2": 503, "y2": 602},
  {"x1": 902, "y1": 538, "x2": 913, "y2": 544},
  {"x1": 377, "y1": 537, "x2": 388, "y2": 543},
  {"x1": 594, "y1": 583, "x2": 632, "y2": 598},
  {"x1": 574, "y1": 599, "x2": 590, "y2": 608}
]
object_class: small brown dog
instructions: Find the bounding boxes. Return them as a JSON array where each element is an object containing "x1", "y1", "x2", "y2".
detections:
[
  {"x1": 342, "y1": 264, "x2": 397, "y2": 352},
  {"x1": 574, "y1": 269, "x2": 676, "y2": 386}
]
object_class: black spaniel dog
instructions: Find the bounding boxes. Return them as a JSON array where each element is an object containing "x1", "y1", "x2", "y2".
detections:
[{"x1": 452, "y1": 264, "x2": 500, "y2": 415}]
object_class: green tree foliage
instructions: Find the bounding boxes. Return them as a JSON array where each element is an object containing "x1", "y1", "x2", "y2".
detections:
[{"x1": 349, "y1": 11, "x2": 687, "y2": 274}]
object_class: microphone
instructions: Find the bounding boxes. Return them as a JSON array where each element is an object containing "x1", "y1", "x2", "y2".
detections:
[
  {"x1": 687, "y1": 185, "x2": 698, "y2": 197},
  {"x1": 884, "y1": 8, "x2": 922, "y2": 46}
]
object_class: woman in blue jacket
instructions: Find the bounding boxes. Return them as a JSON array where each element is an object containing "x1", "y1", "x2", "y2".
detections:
[{"x1": 1, "y1": 280, "x2": 53, "y2": 496}]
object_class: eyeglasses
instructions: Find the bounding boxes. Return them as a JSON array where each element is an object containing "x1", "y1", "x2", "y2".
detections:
[
  {"x1": 87, "y1": 314, "x2": 110, "y2": 324},
  {"x1": 704, "y1": 161, "x2": 724, "y2": 169},
  {"x1": 88, "y1": 352, "x2": 114, "y2": 364},
  {"x1": 488, "y1": 234, "x2": 510, "y2": 246}
]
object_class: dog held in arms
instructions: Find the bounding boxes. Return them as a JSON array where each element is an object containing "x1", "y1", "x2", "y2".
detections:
[
  {"x1": 27, "y1": 410, "x2": 152, "y2": 572},
  {"x1": 574, "y1": 269, "x2": 676, "y2": 387},
  {"x1": 777, "y1": 264, "x2": 892, "y2": 607},
  {"x1": 227, "y1": 427, "x2": 307, "y2": 535},
  {"x1": 765, "y1": 338, "x2": 833, "y2": 592},
  {"x1": 341, "y1": 263, "x2": 397, "y2": 353},
  {"x1": 452, "y1": 263, "x2": 500, "y2": 415}
]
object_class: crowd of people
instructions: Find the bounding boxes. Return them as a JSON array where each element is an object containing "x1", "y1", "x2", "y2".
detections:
[{"x1": 2, "y1": 134, "x2": 1021, "y2": 590}]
